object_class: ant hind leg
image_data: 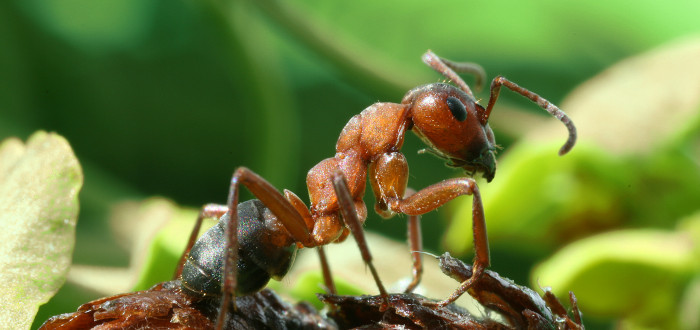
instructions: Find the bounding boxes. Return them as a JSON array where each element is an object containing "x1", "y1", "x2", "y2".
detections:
[
  {"x1": 173, "y1": 203, "x2": 228, "y2": 280},
  {"x1": 216, "y1": 167, "x2": 315, "y2": 329}
]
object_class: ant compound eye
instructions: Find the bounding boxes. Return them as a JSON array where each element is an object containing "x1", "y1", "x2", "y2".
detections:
[{"x1": 446, "y1": 96, "x2": 467, "y2": 122}]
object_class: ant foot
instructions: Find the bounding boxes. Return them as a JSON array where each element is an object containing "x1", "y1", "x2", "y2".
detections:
[
  {"x1": 420, "y1": 299, "x2": 450, "y2": 309},
  {"x1": 378, "y1": 295, "x2": 391, "y2": 312}
]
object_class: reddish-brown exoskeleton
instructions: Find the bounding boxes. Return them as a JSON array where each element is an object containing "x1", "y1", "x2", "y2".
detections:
[{"x1": 175, "y1": 50, "x2": 576, "y2": 328}]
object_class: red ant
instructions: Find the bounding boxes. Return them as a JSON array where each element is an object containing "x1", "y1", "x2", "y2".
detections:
[
  {"x1": 40, "y1": 50, "x2": 576, "y2": 329},
  {"x1": 171, "y1": 50, "x2": 576, "y2": 328}
]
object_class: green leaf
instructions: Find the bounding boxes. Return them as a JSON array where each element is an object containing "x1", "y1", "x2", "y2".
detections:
[
  {"x1": 446, "y1": 142, "x2": 629, "y2": 255},
  {"x1": 0, "y1": 131, "x2": 83, "y2": 329},
  {"x1": 529, "y1": 37, "x2": 700, "y2": 156},
  {"x1": 677, "y1": 211, "x2": 700, "y2": 330},
  {"x1": 532, "y1": 228, "x2": 696, "y2": 326},
  {"x1": 268, "y1": 271, "x2": 363, "y2": 310},
  {"x1": 446, "y1": 37, "x2": 700, "y2": 256}
]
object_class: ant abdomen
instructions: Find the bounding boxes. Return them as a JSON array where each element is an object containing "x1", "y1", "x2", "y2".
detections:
[{"x1": 181, "y1": 200, "x2": 298, "y2": 297}]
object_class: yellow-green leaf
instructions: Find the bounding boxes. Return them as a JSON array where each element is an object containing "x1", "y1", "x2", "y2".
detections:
[
  {"x1": 532, "y1": 229, "x2": 695, "y2": 325},
  {"x1": 0, "y1": 132, "x2": 83, "y2": 329}
]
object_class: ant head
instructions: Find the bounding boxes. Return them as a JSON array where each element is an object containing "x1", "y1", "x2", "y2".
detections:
[
  {"x1": 404, "y1": 50, "x2": 577, "y2": 178},
  {"x1": 403, "y1": 83, "x2": 497, "y2": 182}
]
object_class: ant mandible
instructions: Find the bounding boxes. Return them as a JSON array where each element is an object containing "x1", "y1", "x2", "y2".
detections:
[{"x1": 173, "y1": 50, "x2": 577, "y2": 328}]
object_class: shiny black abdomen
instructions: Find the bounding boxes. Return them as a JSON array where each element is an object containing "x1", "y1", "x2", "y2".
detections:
[{"x1": 180, "y1": 199, "x2": 298, "y2": 297}]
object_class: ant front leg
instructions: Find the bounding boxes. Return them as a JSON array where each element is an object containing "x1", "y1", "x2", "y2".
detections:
[
  {"x1": 395, "y1": 178, "x2": 488, "y2": 307},
  {"x1": 370, "y1": 152, "x2": 488, "y2": 306},
  {"x1": 173, "y1": 203, "x2": 228, "y2": 279},
  {"x1": 217, "y1": 167, "x2": 314, "y2": 327},
  {"x1": 332, "y1": 170, "x2": 389, "y2": 306}
]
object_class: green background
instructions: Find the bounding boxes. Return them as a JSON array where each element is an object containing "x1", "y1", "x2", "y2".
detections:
[{"x1": 1, "y1": 1, "x2": 699, "y2": 329}]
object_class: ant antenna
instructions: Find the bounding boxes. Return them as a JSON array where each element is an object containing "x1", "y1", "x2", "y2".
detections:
[{"x1": 422, "y1": 50, "x2": 487, "y2": 96}]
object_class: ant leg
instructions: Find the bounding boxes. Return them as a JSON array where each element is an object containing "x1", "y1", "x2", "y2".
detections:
[
  {"x1": 216, "y1": 167, "x2": 315, "y2": 328},
  {"x1": 483, "y1": 76, "x2": 576, "y2": 155},
  {"x1": 393, "y1": 178, "x2": 489, "y2": 307},
  {"x1": 401, "y1": 187, "x2": 423, "y2": 293},
  {"x1": 403, "y1": 213, "x2": 423, "y2": 293},
  {"x1": 173, "y1": 203, "x2": 228, "y2": 279},
  {"x1": 227, "y1": 168, "x2": 313, "y2": 246},
  {"x1": 368, "y1": 154, "x2": 425, "y2": 293},
  {"x1": 283, "y1": 189, "x2": 339, "y2": 295},
  {"x1": 569, "y1": 291, "x2": 584, "y2": 327},
  {"x1": 317, "y1": 246, "x2": 337, "y2": 294},
  {"x1": 332, "y1": 170, "x2": 389, "y2": 304}
]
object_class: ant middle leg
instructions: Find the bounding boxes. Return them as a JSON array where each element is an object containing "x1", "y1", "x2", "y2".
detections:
[
  {"x1": 403, "y1": 213, "x2": 423, "y2": 293},
  {"x1": 401, "y1": 188, "x2": 423, "y2": 294},
  {"x1": 332, "y1": 170, "x2": 389, "y2": 305},
  {"x1": 316, "y1": 246, "x2": 337, "y2": 295}
]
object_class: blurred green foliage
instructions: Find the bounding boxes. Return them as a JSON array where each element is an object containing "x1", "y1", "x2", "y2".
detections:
[
  {"x1": 450, "y1": 36, "x2": 700, "y2": 329},
  {"x1": 0, "y1": 132, "x2": 82, "y2": 329},
  {"x1": 1, "y1": 0, "x2": 699, "y2": 329}
]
